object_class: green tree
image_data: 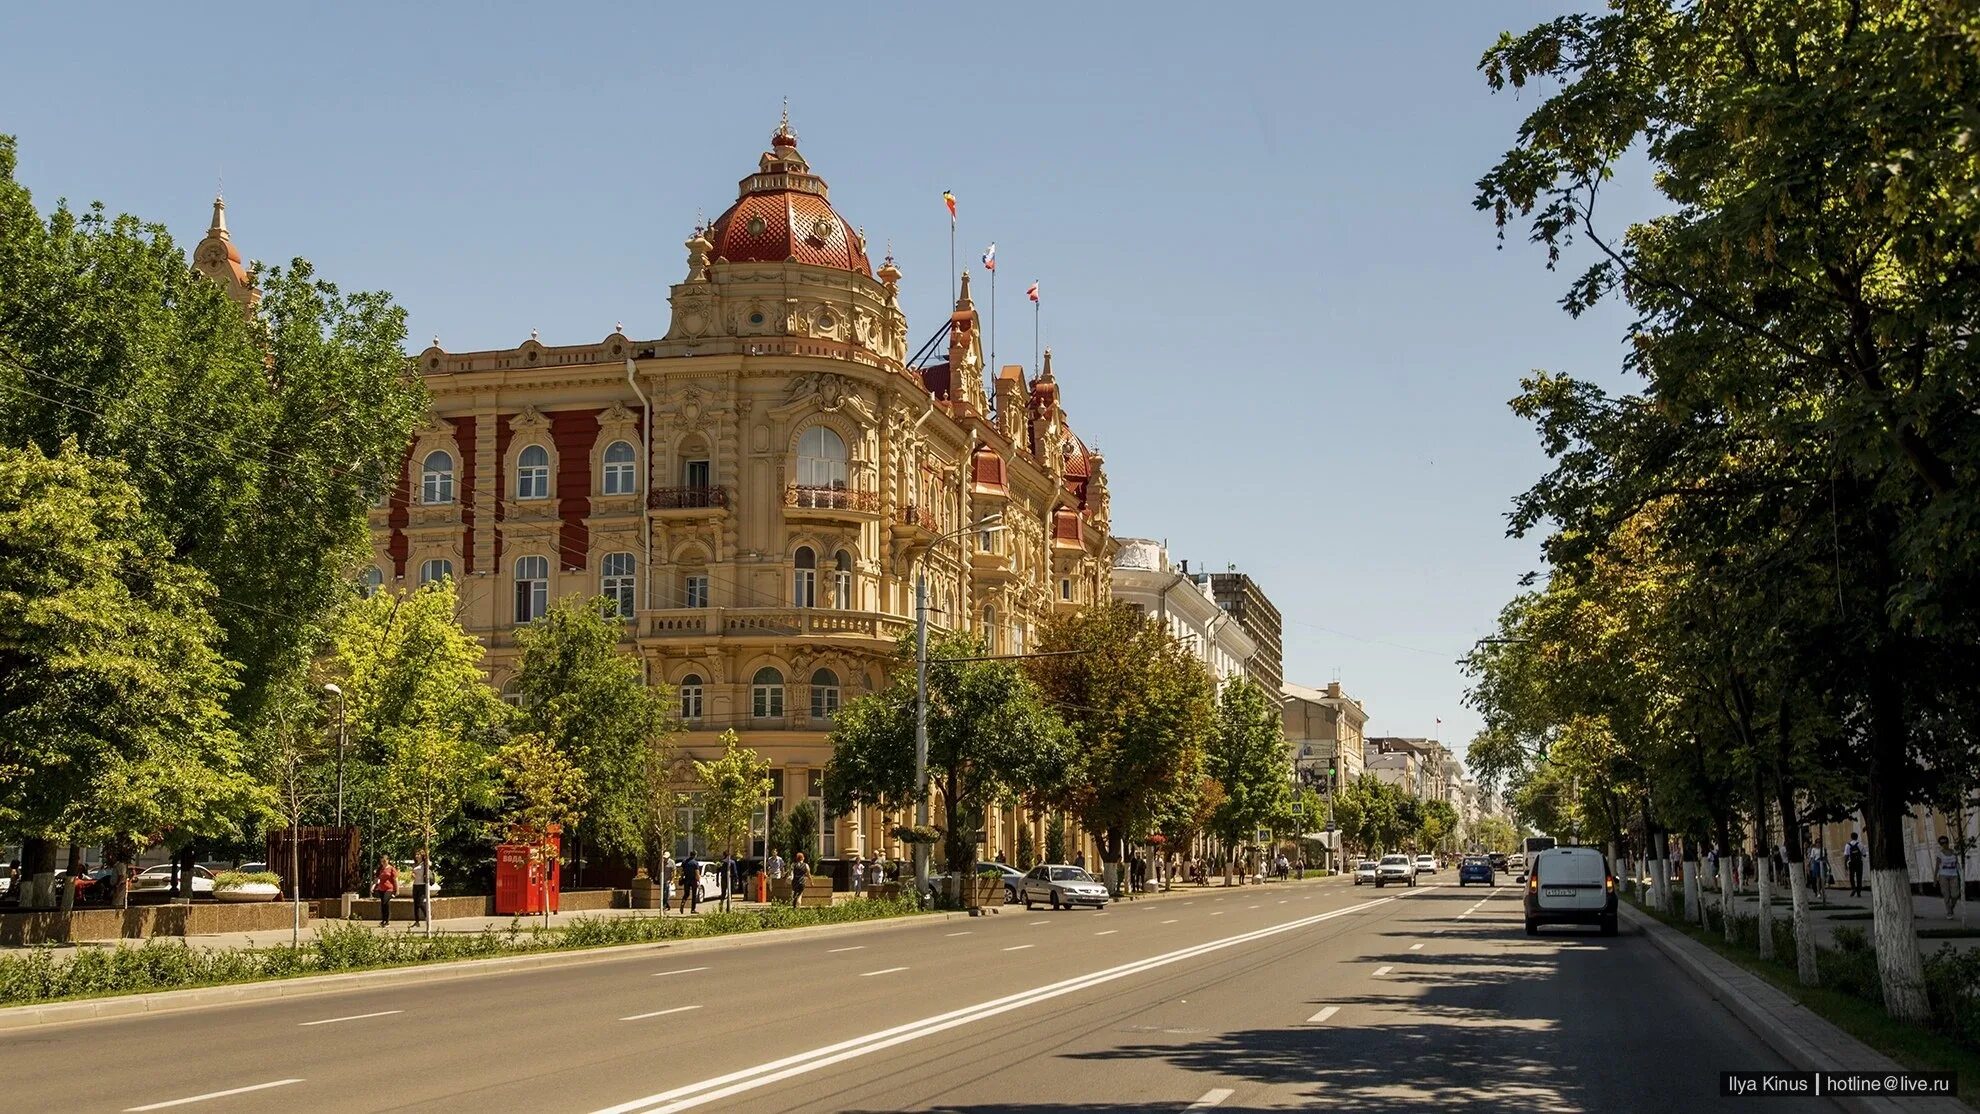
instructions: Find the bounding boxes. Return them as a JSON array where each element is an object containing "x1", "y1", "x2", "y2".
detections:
[
  {"x1": 1015, "y1": 825, "x2": 1036, "y2": 871},
  {"x1": 1205, "y1": 678, "x2": 1291, "y2": 878},
  {"x1": 0, "y1": 442, "x2": 261, "y2": 905},
  {"x1": 825, "y1": 630, "x2": 1072, "y2": 874},
  {"x1": 489, "y1": 730, "x2": 587, "y2": 926},
  {"x1": 1027, "y1": 603, "x2": 1217, "y2": 884},
  {"x1": 1472, "y1": 815, "x2": 1518, "y2": 854},
  {"x1": 696, "y1": 731, "x2": 771, "y2": 907},
  {"x1": 511, "y1": 595, "x2": 678, "y2": 870},
  {"x1": 1044, "y1": 817, "x2": 1068, "y2": 866},
  {"x1": 0, "y1": 136, "x2": 425, "y2": 731},
  {"x1": 784, "y1": 799, "x2": 820, "y2": 867},
  {"x1": 321, "y1": 582, "x2": 507, "y2": 868}
]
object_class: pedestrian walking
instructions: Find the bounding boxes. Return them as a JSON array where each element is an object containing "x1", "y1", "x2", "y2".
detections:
[
  {"x1": 1074, "y1": 850, "x2": 1085, "y2": 869},
  {"x1": 1843, "y1": 832, "x2": 1865, "y2": 897},
  {"x1": 790, "y1": 852, "x2": 810, "y2": 908},
  {"x1": 851, "y1": 855, "x2": 866, "y2": 897},
  {"x1": 1937, "y1": 836, "x2": 1963, "y2": 918},
  {"x1": 410, "y1": 850, "x2": 432, "y2": 927},
  {"x1": 679, "y1": 851, "x2": 701, "y2": 914},
  {"x1": 373, "y1": 855, "x2": 399, "y2": 927},
  {"x1": 767, "y1": 849, "x2": 785, "y2": 883}
]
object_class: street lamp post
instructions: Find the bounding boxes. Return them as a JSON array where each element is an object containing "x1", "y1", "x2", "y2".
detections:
[
  {"x1": 323, "y1": 683, "x2": 347, "y2": 829},
  {"x1": 912, "y1": 514, "x2": 1005, "y2": 903}
]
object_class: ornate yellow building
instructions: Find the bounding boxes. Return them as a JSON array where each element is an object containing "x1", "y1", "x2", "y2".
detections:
[{"x1": 364, "y1": 120, "x2": 1114, "y2": 864}]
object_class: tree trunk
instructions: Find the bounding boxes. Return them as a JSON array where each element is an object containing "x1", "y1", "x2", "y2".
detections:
[
  {"x1": 20, "y1": 837, "x2": 54, "y2": 910},
  {"x1": 1772, "y1": 705, "x2": 1818, "y2": 986},
  {"x1": 177, "y1": 845, "x2": 197, "y2": 902},
  {"x1": 1866, "y1": 659, "x2": 1929, "y2": 1020},
  {"x1": 1682, "y1": 835, "x2": 1705, "y2": 928},
  {"x1": 1753, "y1": 771, "x2": 1775, "y2": 960}
]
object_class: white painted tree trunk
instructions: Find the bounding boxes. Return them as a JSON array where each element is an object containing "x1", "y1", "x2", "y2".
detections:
[
  {"x1": 1871, "y1": 866, "x2": 1929, "y2": 1021},
  {"x1": 1756, "y1": 857, "x2": 1775, "y2": 959},
  {"x1": 1787, "y1": 863, "x2": 1818, "y2": 985},
  {"x1": 1719, "y1": 857, "x2": 1736, "y2": 942},
  {"x1": 1685, "y1": 867, "x2": 1704, "y2": 928},
  {"x1": 1648, "y1": 853, "x2": 1664, "y2": 910}
]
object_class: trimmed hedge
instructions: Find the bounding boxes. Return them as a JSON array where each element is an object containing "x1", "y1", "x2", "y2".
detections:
[{"x1": 0, "y1": 896, "x2": 921, "y2": 1007}]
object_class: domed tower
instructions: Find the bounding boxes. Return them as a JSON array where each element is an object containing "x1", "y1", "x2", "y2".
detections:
[
  {"x1": 662, "y1": 115, "x2": 906, "y2": 364},
  {"x1": 191, "y1": 195, "x2": 259, "y2": 312}
]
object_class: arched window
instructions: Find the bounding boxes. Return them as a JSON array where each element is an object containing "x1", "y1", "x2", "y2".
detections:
[
  {"x1": 421, "y1": 451, "x2": 454, "y2": 505},
  {"x1": 419, "y1": 558, "x2": 453, "y2": 587},
  {"x1": 517, "y1": 445, "x2": 550, "y2": 500},
  {"x1": 515, "y1": 555, "x2": 549, "y2": 622},
  {"x1": 602, "y1": 440, "x2": 637, "y2": 495},
  {"x1": 678, "y1": 673, "x2": 703, "y2": 721},
  {"x1": 810, "y1": 668, "x2": 840, "y2": 721},
  {"x1": 833, "y1": 550, "x2": 853, "y2": 609},
  {"x1": 797, "y1": 426, "x2": 848, "y2": 490},
  {"x1": 359, "y1": 567, "x2": 384, "y2": 598},
  {"x1": 601, "y1": 552, "x2": 636, "y2": 618},
  {"x1": 792, "y1": 546, "x2": 817, "y2": 608},
  {"x1": 752, "y1": 667, "x2": 785, "y2": 719},
  {"x1": 500, "y1": 680, "x2": 526, "y2": 709}
]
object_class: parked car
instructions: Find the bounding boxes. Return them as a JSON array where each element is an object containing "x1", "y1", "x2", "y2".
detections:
[
  {"x1": 923, "y1": 862, "x2": 1022, "y2": 902},
  {"x1": 237, "y1": 862, "x2": 271, "y2": 875},
  {"x1": 1487, "y1": 852, "x2": 1509, "y2": 871},
  {"x1": 1414, "y1": 854, "x2": 1437, "y2": 875},
  {"x1": 132, "y1": 864, "x2": 215, "y2": 896},
  {"x1": 1019, "y1": 864, "x2": 1110, "y2": 909},
  {"x1": 1458, "y1": 856, "x2": 1494, "y2": 886},
  {"x1": 1353, "y1": 860, "x2": 1379, "y2": 886},
  {"x1": 1375, "y1": 854, "x2": 1416, "y2": 888},
  {"x1": 1524, "y1": 846, "x2": 1617, "y2": 936}
]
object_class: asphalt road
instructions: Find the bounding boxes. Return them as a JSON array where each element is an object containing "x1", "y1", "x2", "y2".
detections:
[{"x1": 1, "y1": 878, "x2": 1833, "y2": 1112}]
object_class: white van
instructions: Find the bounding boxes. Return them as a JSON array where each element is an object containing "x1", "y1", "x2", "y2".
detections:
[{"x1": 1523, "y1": 846, "x2": 1617, "y2": 936}]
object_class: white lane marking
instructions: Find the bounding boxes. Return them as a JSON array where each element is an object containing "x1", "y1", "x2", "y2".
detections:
[
  {"x1": 1094, "y1": 911, "x2": 1110, "y2": 916},
  {"x1": 1307, "y1": 1006, "x2": 1340, "y2": 1024},
  {"x1": 1373, "y1": 965, "x2": 1393, "y2": 977},
  {"x1": 1249, "y1": 905, "x2": 1261, "y2": 910},
  {"x1": 299, "y1": 1009, "x2": 402, "y2": 1026},
  {"x1": 828, "y1": 946, "x2": 865, "y2": 953},
  {"x1": 1409, "y1": 943, "x2": 1423, "y2": 951},
  {"x1": 1278, "y1": 900, "x2": 1287, "y2": 905},
  {"x1": 621, "y1": 1004, "x2": 703, "y2": 1022},
  {"x1": 1210, "y1": 911, "x2": 1225, "y2": 916},
  {"x1": 1188, "y1": 1088, "x2": 1236, "y2": 1108},
  {"x1": 945, "y1": 931, "x2": 972, "y2": 937},
  {"x1": 1029, "y1": 920, "x2": 1051, "y2": 926},
  {"x1": 126, "y1": 1080, "x2": 303, "y2": 1111},
  {"x1": 860, "y1": 967, "x2": 908, "y2": 977},
  {"x1": 589, "y1": 896, "x2": 1396, "y2": 1114},
  {"x1": 652, "y1": 966, "x2": 711, "y2": 978},
  {"x1": 1094, "y1": 930, "x2": 1118, "y2": 936},
  {"x1": 1003, "y1": 944, "x2": 1034, "y2": 952},
  {"x1": 1185, "y1": 901, "x2": 1196, "y2": 905},
  {"x1": 1162, "y1": 919, "x2": 1179, "y2": 924}
]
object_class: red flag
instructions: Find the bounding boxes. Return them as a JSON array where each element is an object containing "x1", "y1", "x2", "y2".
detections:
[
  {"x1": 943, "y1": 190, "x2": 957, "y2": 222},
  {"x1": 1026, "y1": 281, "x2": 1039, "y2": 303}
]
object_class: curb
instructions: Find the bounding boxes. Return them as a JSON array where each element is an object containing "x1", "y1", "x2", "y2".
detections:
[
  {"x1": 0, "y1": 908, "x2": 969, "y2": 1032},
  {"x1": 1620, "y1": 902, "x2": 1967, "y2": 1113}
]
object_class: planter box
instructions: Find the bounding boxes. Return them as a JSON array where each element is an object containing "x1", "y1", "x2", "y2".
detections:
[
  {"x1": 0, "y1": 902, "x2": 311, "y2": 944},
  {"x1": 214, "y1": 883, "x2": 282, "y2": 903},
  {"x1": 334, "y1": 894, "x2": 493, "y2": 922}
]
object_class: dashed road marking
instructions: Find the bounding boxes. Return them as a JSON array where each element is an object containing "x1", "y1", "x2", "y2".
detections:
[
  {"x1": 621, "y1": 1005, "x2": 702, "y2": 1022},
  {"x1": 1307, "y1": 1006, "x2": 1340, "y2": 1024}
]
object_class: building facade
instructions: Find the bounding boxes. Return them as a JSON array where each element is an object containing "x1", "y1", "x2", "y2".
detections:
[
  {"x1": 1281, "y1": 680, "x2": 1368, "y2": 787},
  {"x1": 358, "y1": 120, "x2": 1116, "y2": 864},
  {"x1": 1111, "y1": 540, "x2": 1255, "y2": 689},
  {"x1": 1206, "y1": 571, "x2": 1283, "y2": 696}
]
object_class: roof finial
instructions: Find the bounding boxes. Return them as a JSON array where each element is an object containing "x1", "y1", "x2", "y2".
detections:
[
  {"x1": 208, "y1": 193, "x2": 229, "y2": 237},
  {"x1": 772, "y1": 98, "x2": 797, "y2": 148}
]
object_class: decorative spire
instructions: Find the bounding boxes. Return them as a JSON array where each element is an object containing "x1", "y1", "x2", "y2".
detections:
[
  {"x1": 956, "y1": 268, "x2": 974, "y2": 310},
  {"x1": 208, "y1": 194, "x2": 229, "y2": 238},
  {"x1": 1040, "y1": 346, "x2": 1055, "y2": 381},
  {"x1": 771, "y1": 98, "x2": 797, "y2": 149}
]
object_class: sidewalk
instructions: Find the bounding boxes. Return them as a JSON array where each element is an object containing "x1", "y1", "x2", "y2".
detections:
[{"x1": 1656, "y1": 881, "x2": 1980, "y2": 954}]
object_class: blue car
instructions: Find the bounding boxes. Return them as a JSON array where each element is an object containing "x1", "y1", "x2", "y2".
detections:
[{"x1": 1458, "y1": 856, "x2": 1495, "y2": 886}]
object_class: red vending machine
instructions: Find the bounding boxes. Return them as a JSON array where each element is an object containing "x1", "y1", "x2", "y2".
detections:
[{"x1": 494, "y1": 827, "x2": 562, "y2": 915}]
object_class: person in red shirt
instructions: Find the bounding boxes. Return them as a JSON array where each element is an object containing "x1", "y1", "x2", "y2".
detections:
[{"x1": 374, "y1": 856, "x2": 399, "y2": 927}]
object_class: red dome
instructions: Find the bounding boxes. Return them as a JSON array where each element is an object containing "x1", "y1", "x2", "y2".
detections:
[{"x1": 706, "y1": 122, "x2": 871, "y2": 277}]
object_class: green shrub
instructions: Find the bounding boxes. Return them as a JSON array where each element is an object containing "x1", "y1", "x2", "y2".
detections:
[{"x1": 214, "y1": 871, "x2": 283, "y2": 890}]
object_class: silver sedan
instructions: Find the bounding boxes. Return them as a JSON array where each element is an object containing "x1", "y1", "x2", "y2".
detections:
[{"x1": 1018, "y1": 865, "x2": 1110, "y2": 909}]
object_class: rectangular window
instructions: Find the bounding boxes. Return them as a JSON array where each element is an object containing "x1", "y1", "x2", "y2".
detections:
[
  {"x1": 793, "y1": 569, "x2": 816, "y2": 608},
  {"x1": 754, "y1": 683, "x2": 784, "y2": 719},
  {"x1": 1060, "y1": 578, "x2": 1073, "y2": 601},
  {"x1": 684, "y1": 575, "x2": 709, "y2": 609},
  {"x1": 834, "y1": 570, "x2": 852, "y2": 609},
  {"x1": 684, "y1": 459, "x2": 711, "y2": 489},
  {"x1": 679, "y1": 683, "x2": 702, "y2": 721}
]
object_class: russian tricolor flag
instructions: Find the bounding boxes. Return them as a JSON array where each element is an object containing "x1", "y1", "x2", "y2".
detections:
[{"x1": 981, "y1": 243, "x2": 996, "y2": 272}]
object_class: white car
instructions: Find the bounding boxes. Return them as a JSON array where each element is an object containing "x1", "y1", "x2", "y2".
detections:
[
  {"x1": 1524, "y1": 846, "x2": 1617, "y2": 936},
  {"x1": 676, "y1": 861, "x2": 725, "y2": 903},
  {"x1": 1414, "y1": 854, "x2": 1437, "y2": 875},
  {"x1": 1374, "y1": 854, "x2": 1416, "y2": 888},
  {"x1": 1353, "y1": 860, "x2": 1379, "y2": 886},
  {"x1": 132, "y1": 864, "x2": 215, "y2": 895},
  {"x1": 1019, "y1": 864, "x2": 1110, "y2": 909}
]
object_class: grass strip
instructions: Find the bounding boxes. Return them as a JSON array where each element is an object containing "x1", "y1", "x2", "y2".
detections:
[
  {"x1": 1631, "y1": 898, "x2": 1980, "y2": 1107},
  {"x1": 0, "y1": 897, "x2": 924, "y2": 1009}
]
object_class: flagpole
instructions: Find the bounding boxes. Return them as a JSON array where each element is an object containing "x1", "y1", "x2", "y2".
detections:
[
  {"x1": 989, "y1": 264, "x2": 997, "y2": 371},
  {"x1": 949, "y1": 220, "x2": 956, "y2": 304},
  {"x1": 1033, "y1": 294, "x2": 1039, "y2": 376}
]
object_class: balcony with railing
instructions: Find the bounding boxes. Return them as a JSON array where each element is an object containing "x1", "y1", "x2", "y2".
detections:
[
  {"x1": 784, "y1": 485, "x2": 881, "y2": 520},
  {"x1": 648, "y1": 486, "x2": 729, "y2": 513},
  {"x1": 638, "y1": 606, "x2": 912, "y2": 644},
  {"x1": 894, "y1": 502, "x2": 938, "y2": 542}
]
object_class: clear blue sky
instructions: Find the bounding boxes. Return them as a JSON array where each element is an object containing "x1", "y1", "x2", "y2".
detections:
[{"x1": 3, "y1": 2, "x2": 1655, "y2": 763}]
